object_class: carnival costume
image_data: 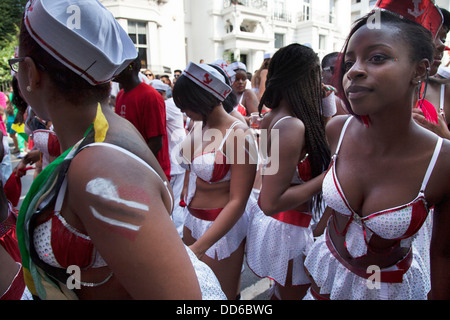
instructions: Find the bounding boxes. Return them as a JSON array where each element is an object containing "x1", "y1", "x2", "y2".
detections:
[
  {"x1": 17, "y1": 105, "x2": 225, "y2": 300},
  {"x1": 181, "y1": 121, "x2": 249, "y2": 260},
  {"x1": 1, "y1": 202, "x2": 32, "y2": 300},
  {"x1": 246, "y1": 116, "x2": 314, "y2": 288},
  {"x1": 304, "y1": 117, "x2": 439, "y2": 300}
]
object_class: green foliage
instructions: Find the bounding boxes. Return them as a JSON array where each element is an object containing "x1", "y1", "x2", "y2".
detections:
[{"x1": 0, "y1": 0, "x2": 28, "y2": 84}]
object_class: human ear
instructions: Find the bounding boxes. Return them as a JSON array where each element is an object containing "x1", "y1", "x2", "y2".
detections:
[
  {"x1": 412, "y1": 58, "x2": 431, "y2": 85},
  {"x1": 23, "y1": 57, "x2": 42, "y2": 91}
]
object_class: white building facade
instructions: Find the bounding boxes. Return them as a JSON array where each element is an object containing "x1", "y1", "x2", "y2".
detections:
[
  {"x1": 100, "y1": 0, "x2": 450, "y2": 76},
  {"x1": 185, "y1": 0, "x2": 352, "y2": 73}
]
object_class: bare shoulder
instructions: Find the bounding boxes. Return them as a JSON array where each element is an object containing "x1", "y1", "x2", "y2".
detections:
[
  {"x1": 68, "y1": 142, "x2": 164, "y2": 186},
  {"x1": 433, "y1": 138, "x2": 450, "y2": 178},
  {"x1": 244, "y1": 88, "x2": 258, "y2": 99},
  {"x1": 427, "y1": 137, "x2": 450, "y2": 205},
  {"x1": 325, "y1": 115, "x2": 352, "y2": 151},
  {"x1": 66, "y1": 142, "x2": 171, "y2": 212}
]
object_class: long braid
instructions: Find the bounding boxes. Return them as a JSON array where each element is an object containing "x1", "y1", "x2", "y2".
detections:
[{"x1": 259, "y1": 44, "x2": 331, "y2": 212}]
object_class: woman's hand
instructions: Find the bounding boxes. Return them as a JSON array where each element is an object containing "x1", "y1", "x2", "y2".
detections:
[
  {"x1": 189, "y1": 243, "x2": 206, "y2": 260},
  {"x1": 413, "y1": 107, "x2": 450, "y2": 139}
]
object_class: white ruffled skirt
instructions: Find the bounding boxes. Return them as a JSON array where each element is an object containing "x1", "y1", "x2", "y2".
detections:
[
  {"x1": 183, "y1": 206, "x2": 248, "y2": 261},
  {"x1": 184, "y1": 245, "x2": 226, "y2": 300},
  {"x1": 245, "y1": 201, "x2": 314, "y2": 286},
  {"x1": 303, "y1": 232, "x2": 431, "y2": 300}
]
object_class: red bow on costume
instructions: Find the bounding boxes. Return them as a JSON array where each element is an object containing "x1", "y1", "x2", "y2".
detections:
[
  {"x1": 3, "y1": 167, "x2": 34, "y2": 207},
  {"x1": 375, "y1": 0, "x2": 443, "y2": 38}
]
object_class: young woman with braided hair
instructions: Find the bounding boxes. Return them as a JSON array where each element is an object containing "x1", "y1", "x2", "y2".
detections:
[{"x1": 245, "y1": 43, "x2": 331, "y2": 300}]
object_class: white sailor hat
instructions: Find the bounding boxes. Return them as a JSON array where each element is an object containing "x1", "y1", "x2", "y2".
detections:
[
  {"x1": 23, "y1": 0, "x2": 137, "y2": 85},
  {"x1": 150, "y1": 79, "x2": 170, "y2": 92},
  {"x1": 183, "y1": 62, "x2": 232, "y2": 101},
  {"x1": 229, "y1": 61, "x2": 247, "y2": 72},
  {"x1": 437, "y1": 65, "x2": 450, "y2": 79},
  {"x1": 210, "y1": 59, "x2": 236, "y2": 84}
]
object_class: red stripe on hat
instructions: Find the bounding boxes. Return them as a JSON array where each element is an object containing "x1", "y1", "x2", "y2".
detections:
[
  {"x1": 25, "y1": 15, "x2": 111, "y2": 85},
  {"x1": 184, "y1": 70, "x2": 227, "y2": 100}
]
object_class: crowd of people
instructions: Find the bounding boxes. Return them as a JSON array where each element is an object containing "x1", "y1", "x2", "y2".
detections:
[{"x1": 1, "y1": 0, "x2": 450, "y2": 300}]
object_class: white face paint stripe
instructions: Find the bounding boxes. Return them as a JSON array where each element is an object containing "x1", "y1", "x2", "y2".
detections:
[
  {"x1": 86, "y1": 178, "x2": 149, "y2": 211},
  {"x1": 90, "y1": 206, "x2": 141, "y2": 232},
  {"x1": 106, "y1": 197, "x2": 149, "y2": 211}
]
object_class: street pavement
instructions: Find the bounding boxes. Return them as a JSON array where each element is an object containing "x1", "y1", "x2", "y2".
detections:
[{"x1": 9, "y1": 147, "x2": 272, "y2": 300}]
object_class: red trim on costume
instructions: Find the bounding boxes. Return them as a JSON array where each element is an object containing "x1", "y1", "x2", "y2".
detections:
[
  {"x1": 310, "y1": 288, "x2": 329, "y2": 300},
  {"x1": 236, "y1": 104, "x2": 247, "y2": 116},
  {"x1": 297, "y1": 157, "x2": 312, "y2": 182},
  {"x1": 403, "y1": 200, "x2": 429, "y2": 239},
  {"x1": 0, "y1": 265, "x2": 25, "y2": 300},
  {"x1": 50, "y1": 214, "x2": 95, "y2": 269},
  {"x1": 188, "y1": 206, "x2": 223, "y2": 221},
  {"x1": 271, "y1": 210, "x2": 312, "y2": 228},
  {"x1": 1, "y1": 208, "x2": 26, "y2": 300},
  {"x1": 211, "y1": 153, "x2": 231, "y2": 183},
  {"x1": 25, "y1": 16, "x2": 110, "y2": 85},
  {"x1": 325, "y1": 228, "x2": 413, "y2": 284}
]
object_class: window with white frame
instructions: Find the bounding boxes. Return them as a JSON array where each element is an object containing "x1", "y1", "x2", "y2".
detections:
[
  {"x1": 319, "y1": 34, "x2": 327, "y2": 51},
  {"x1": 128, "y1": 20, "x2": 148, "y2": 68},
  {"x1": 329, "y1": 0, "x2": 335, "y2": 23},
  {"x1": 275, "y1": 33, "x2": 284, "y2": 48},
  {"x1": 302, "y1": 0, "x2": 311, "y2": 21},
  {"x1": 274, "y1": 0, "x2": 286, "y2": 20}
]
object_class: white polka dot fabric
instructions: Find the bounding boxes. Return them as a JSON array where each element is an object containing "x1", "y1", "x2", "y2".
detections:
[
  {"x1": 246, "y1": 201, "x2": 313, "y2": 286},
  {"x1": 304, "y1": 233, "x2": 430, "y2": 300}
]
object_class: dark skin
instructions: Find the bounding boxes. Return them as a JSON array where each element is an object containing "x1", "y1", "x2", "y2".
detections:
[
  {"x1": 114, "y1": 61, "x2": 163, "y2": 156},
  {"x1": 412, "y1": 76, "x2": 450, "y2": 139},
  {"x1": 16, "y1": 45, "x2": 202, "y2": 299},
  {"x1": 412, "y1": 25, "x2": 450, "y2": 139},
  {"x1": 179, "y1": 103, "x2": 257, "y2": 299},
  {"x1": 256, "y1": 100, "x2": 325, "y2": 300},
  {"x1": 232, "y1": 70, "x2": 259, "y2": 116},
  {"x1": 311, "y1": 24, "x2": 450, "y2": 300}
]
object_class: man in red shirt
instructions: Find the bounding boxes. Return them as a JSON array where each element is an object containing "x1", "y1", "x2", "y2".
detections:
[{"x1": 114, "y1": 57, "x2": 171, "y2": 181}]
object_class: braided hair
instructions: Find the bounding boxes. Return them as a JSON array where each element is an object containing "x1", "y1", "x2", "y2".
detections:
[{"x1": 259, "y1": 43, "x2": 331, "y2": 211}]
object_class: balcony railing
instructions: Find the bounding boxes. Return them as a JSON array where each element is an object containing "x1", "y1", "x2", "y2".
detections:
[
  {"x1": 224, "y1": 0, "x2": 268, "y2": 10},
  {"x1": 298, "y1": 11, "x2": 333, "y2": 23},
  {"x1": 273, "y1": 11, "x2": 292, "y2": 23}
]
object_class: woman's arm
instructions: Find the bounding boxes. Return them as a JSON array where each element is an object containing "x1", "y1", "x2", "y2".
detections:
[
  {"x1": 189, "y1": 128, "x2": 257, "y2": 259},
  {"x1": 258, "y1": 117, "x2": 322, "y2": 215},
  {"x1": 243, "y1": 89, "x2": 259, "y2": 115},
  {"x1": 68, "y1": 146, "x2": 202, "y2": 299},
  {"x1": 258, "y1": 69, "x2": 268, "y2": 101}
]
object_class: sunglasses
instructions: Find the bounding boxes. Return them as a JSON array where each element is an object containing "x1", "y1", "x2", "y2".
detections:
[
  {"x1": 9, "y1": 57, "x2": 46, "y2": 73},
  {"x1": 145, "y1": 73, "x2": 153, "y2": 77}
]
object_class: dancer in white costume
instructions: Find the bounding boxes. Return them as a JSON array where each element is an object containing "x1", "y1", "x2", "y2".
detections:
[
  {"x1": 173, "y1": 62, "x2": 257, "y2": 299},
  {"x1": 304, "y1": 8, "x2": 450, "y2": 300},
  {"x1": 246, "y1": 44, "x2": 331, "y2": 300}
]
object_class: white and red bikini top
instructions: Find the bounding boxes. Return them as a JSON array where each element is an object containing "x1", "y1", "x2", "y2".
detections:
[
  {"x1": 180, "y1": 121, "x2": 241, "y2": 184},
  {"x1": 322, "y1": 116, "x2": 443, "y2": 258},
  {"x1": 33, "y1": 143, "x2": 173, "y2": 272}
]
